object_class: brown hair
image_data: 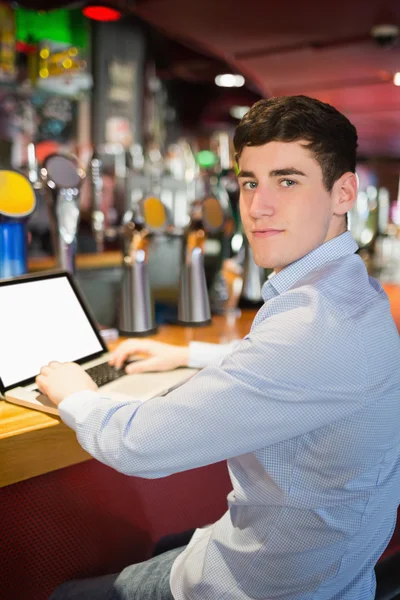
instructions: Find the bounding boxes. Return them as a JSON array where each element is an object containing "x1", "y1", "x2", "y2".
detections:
[{"x1": 234, "y1": 95, "x2": 358, "y2": 192}]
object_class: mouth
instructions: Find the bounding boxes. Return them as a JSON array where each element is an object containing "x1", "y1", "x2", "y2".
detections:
[{"x1": 252, "y1": 229, "x2": 284, "y2": 238}]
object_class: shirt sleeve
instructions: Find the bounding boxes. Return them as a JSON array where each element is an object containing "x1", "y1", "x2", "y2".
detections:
[
  {"x1": 188, "y1": 340, "x2": 241, "y2": 368},
  {"x1": 58, "y1": 289, "x2": 369, "y2": 479}
]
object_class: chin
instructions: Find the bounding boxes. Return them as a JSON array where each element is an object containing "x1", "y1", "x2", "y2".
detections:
[
  {"x1": 255, "y1": 260, "x2": 270, "y2": 269},
  {"x1": 251, "y1": 250, "x2": 278, "y2": 270}
]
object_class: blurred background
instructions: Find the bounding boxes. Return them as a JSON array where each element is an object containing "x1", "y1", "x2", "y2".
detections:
[{"x1": 1, "y1": 0, "x2": 400, "y2": 325}]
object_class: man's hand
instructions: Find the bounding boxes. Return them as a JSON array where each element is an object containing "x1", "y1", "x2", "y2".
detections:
[
  {"x1": 108, "y1": 339, "x2": 190, "y2": 374},
  {"x1": 36, "y1": 362, "x2": 98, "y2": 407}
]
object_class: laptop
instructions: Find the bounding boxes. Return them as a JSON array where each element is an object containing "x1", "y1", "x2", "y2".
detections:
[{"x1": 0, "y1": 271, "x2": 197, "y2": 415}]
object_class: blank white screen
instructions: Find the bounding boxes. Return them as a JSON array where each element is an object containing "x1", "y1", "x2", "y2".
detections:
[{"x1": 0, "y1": 276, "x2": 103, "y2": 388}]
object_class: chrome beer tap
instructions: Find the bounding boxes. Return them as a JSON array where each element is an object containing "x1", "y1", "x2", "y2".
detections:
[
  {"x1": 177, "y1": 198, "x2": 223, "y2": 326},
  {"x1": 41, "y1": 153, "x2": 85, "y2": 273},
  {"x1": 90, "y1": 153, "x2": 105, "y2": 252},
  {"x1": 118, "y1": 204, "x2": 157, "y2": 336}
]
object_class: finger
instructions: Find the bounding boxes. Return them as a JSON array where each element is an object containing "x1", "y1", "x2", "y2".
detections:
[
  {"x1": 40, "y1": 365, "x2": 51, "y2": 375},
  {"x1": 110, "y1": 341, "x2": 151, "y2": 369},
  {"x1": 109, "y1": 350, "x2": 132, "y2": 370},
  {"x1": 48, "y1": 361, "x2": 61, "y2": 368},
  {"x1": 108, "y1": 341, "x2": 134, "y2": 366},
  {"x1": 35, "y1": 375, "x2": 47, "y2": 394},
  {"x1": 108, "y1": 345, "x2": 129, "y2": 364},
  {"x1": 125, "y1": 357, "x2": 165, "y2": 374}
]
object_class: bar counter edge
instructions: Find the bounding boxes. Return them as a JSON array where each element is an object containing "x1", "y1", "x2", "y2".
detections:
[{"x1": 0, "y1": 311, "x2": 257, "y2": 488}]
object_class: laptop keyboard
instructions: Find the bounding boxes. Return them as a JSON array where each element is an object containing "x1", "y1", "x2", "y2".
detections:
[{"x1": 85, "y1": 362, "x2": 126, "y2": 387}]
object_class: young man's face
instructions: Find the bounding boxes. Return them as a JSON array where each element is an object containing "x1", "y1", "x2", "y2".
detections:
[{"x1": 238, "y1": 140, "x2": 355, "y2": 272}]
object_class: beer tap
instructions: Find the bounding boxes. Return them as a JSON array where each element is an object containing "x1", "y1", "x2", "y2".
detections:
[
  {"x1": 90, "y1": 153, "x2": 105, "y2": 252},
  {"x1": 240, "y1": 237, "x2": 265, "y2": 306},
  {"x1": 41, "y1": 153, "x2": 85, "y2": 273},
  {"x1": 118, "y1": 203, "x2": 157, "y2": 336},
  {"x1": 27, "y1": 143, "x2": 41, "y2": 190},
  {"x1": 0, "y1": 170, "x2": 36, "y2": 279},
  {"x1": 178, "y1": 197, "x2": 225, "y2": 326},
  {"x1": 118, "y1": 194, "x2": 170, "y2": 335}
]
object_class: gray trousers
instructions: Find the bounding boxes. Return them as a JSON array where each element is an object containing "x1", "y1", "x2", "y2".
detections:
[{"x1": 49, "y1": 546, "x2": 185, "y2": 600}]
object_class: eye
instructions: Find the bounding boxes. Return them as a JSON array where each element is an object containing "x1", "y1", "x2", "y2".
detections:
[
  {"x1": 242, "y1": 180, "x2": 257, "y2": 191},
  {"x1": 280, "y1": 179, "x2": 297, "y2": 188}
]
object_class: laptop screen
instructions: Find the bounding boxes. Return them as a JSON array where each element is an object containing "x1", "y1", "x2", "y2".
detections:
[{"x1": 0, "y1": 273, "x2": 106, "y2": 392}]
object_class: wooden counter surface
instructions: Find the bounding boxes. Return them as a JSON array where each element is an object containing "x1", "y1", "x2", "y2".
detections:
[
  {"x1": 0, "y1": 310, "x2": 256, "y2": 488},
  {"x1": 28, "y1": 251, "x2": 123, "y2": 272}
]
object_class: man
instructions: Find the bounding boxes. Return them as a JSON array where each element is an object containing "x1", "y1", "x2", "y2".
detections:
[{"x1": 39, "y1": 96, "x2": 400, "y2": 600}]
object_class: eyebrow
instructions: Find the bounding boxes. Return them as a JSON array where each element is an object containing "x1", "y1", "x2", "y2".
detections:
[
  {"x1": 270, "y1": 168, "x2": 307, "y2": 178},
  {"x1": 237, "y1": 168, "x2": 307, "y2": 178},
  {"x1": 237, "y1": 170, "x2": 256, "y2": 178}
]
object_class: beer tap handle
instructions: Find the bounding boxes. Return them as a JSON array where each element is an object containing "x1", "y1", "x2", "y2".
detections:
[
  {"x1": 27, "y1": 143, "x2": 41, "y2": 189},
  {"x1": 56, "y1": 188, "x2": 80, "y2": 273},
  {"x1": 90, "y1": 157, "x2": 103, "y2": 210},
  {"x1": 90, "y1": 155, "x2": 105, "y2": 252}
]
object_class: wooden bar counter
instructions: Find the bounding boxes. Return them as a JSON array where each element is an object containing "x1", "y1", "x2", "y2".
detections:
[
  {"x1": 28, "y1": 250, "x2": 124, "y2": 272},
  {"x1": 0, "y1": 311, "x2": 256, "y2": 489}
]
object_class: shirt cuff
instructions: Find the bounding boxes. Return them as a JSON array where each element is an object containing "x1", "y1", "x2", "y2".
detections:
[
  {"x1": 58, "y1": 390, "x2": 103, "y2": 431},
  {"x1": 59, "y1": 389, "x2": 137, "y2": 431},
  {"x1": 188, "y1": 341, "x2": 240, "y2": 368}
]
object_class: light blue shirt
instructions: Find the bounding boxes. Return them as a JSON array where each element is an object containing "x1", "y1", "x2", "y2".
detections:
[{"x1": 60, "y1": 231, "x2": 400, "y2": 600}]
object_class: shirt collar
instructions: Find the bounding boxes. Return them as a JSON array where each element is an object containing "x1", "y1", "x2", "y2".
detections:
[{"x1": 261, "y1": 231, "x2": 359, "y2": 302}]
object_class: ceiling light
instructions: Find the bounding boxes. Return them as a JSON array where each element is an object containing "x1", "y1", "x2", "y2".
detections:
[
  {"x1": 370, "y1": 24, "x2": 399, "y2": 48},
  {"x1": 230, "y1": 106, "x2": 250, "y2": 119},
  {"x1": 215, "y1": 74, "x2": 245, "y2": 88},
  {"x1": 394, "y1": 72, "x2": 400, "y2": 86},
  {"x1": 83, "y1": 5, "x2": 121, "y2": 21}
]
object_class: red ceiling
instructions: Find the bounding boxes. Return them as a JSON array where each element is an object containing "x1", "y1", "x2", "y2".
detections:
[{"x1": 132, "y1": 0, "x2": 400, "y2": 157}]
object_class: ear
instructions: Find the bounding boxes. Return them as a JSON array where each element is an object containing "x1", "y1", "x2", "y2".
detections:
[{"x1": 332, "y1": 172, "x2": 358, "y2": 216}]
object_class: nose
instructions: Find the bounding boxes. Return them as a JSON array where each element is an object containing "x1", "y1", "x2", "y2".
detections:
[{"x1": 249, "y1": 187, "x2": 275, "y2": 219}]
